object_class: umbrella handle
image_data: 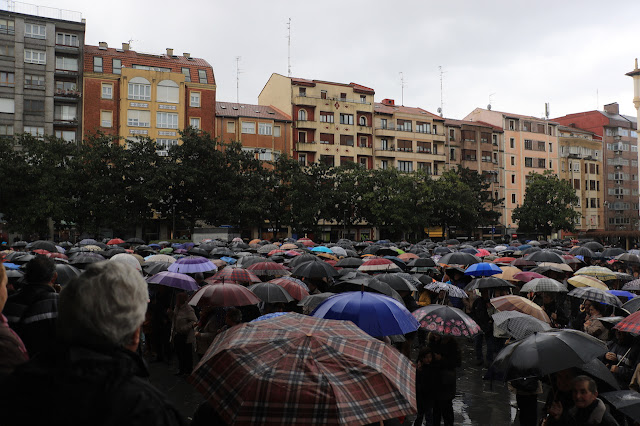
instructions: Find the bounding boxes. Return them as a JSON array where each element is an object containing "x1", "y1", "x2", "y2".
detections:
[{"x1": 615, "y1": 348, "x2": 632, "y2": 367}]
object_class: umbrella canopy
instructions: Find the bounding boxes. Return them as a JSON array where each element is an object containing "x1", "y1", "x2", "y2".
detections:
[
  {"x1": 189, "y1": 283, "x2": 261, "y2": 308},
  {"x1": 147, "y1": 271, "x2": 199, "y2": 291},
  {"x1": 567, "y1": 287, "x2": 622, "y2": 307},
  {"x1": 536, "y1": 262, "x2": 573, "y2": 273},
  {"x1": 358, "y1": 258, "x2": 402, "y2": 273},
  {"x1": 438, "y1": 252, "x2": 481, "y2": 266},
  {"x1": 525, "y1": 250, "x2": 565, "y2": 264},
  {"x1": 491, "y1": 295, "x2": 551, "y2": 323},
  {"x1": 335, "y1": 257, "x2": 364, "y2": 268},
  {"x1": 493, "y1": 257, "x2": 516, "y2": 264},
  {"x1": 464, "y1": 262, "x2": 502, "y2": 277},
  {"x1": 574, "y1": 266, "x2": 617, "y2": 281},
  {"x1": 288, "y1": 254, "x2": 321, "y2": 268},
  {"x1": 312, "y1": 291, "x2": 419, "y2": 337},
  {"x1": 291, "y1": 261, "x2": 339, "y2": 280},
  {"x1": 464, "y1": 276, "x2": 515, "y2": 292},
  {"x1": 412, "y1": 305, "x2": 481, "y2": 337},
  {"x1": 146, "y1": 254, "x2": 176, "y2": 264},
  {"x1": 248, "y1": 282, "x2": 295, "y2": 303},
  {"x1": 492, "y1": 311, "x2": 552, "y2": 340},
  {"x1": 613, "y1": 311, "x2": 640, "y2": 334},
  {"x1": 616, "y1": 253, "x2": 640, "y2": 264},
  {"x1": 622, "y1": 297, "x2": 640, "y2": 314},
  {"x1": 423, "y1": 282, "x2": 468, "y2": 299},
  {"x1": 511, "y1": 258, "x2": 537, "y2": 268},
  {"x1": 570, "y1": 246, "x2": 595, "y2": 257},
  {"x1": 28, "y1": 240, "x2": 58, "y2": 253},
  {"x1": 583, "y1": 242, "x2": 605, "y2": 251},
  {"x1": 608, "y1": 290, "x2": 636, "y2": 300},
  {"x1": 622, "y1": 279, "x2": 640, "y2": 291},
  {"x1": 109, "y1": 253, "x2": 142, "y2": 272},
  {"x1": 246, "y1": 261, "x2": 291, "y2": 278},
  {"x1": 209, "y1": 267, "x2": 261, "y2": 285},
  {"x1": 494, "y1": 266, "x2": 523, "y2": 282},
  {"x1": 519, "y1": 278, "x2": 568, "y2": 293},
  {"x1": 298, "y1": 292, "x2": 336, "y2": 314},
  {"x1": 601, "y1": 391, "x2": 640, "y2": 420},
  {"x1": 69, "y1": 252, "x2": 105, "y2": 267},
  {"x1": 332, "y1": 274, "x2": 403, "y2": 303},
  {"x1": 602, "y1": 247, "x2": 626, "y2": 258},
  {"x1": 512, "y1": 271, "x2": 546, "y2": 283},
  {"x1": 374, "y1": 273, "x2": 417, "y2": 292},
  {"x1": 268, "y1": 277, "x2": 310, "y2": 301},
  {"x1": 567, "y1": 275, "x2": 609, "y2": 290},
  {"x1": 54, "y1": 264, "x2": 82, "y2": 286},
  {"x1": 107, "y1": 238, "x2": 125, "y2": 246},
  {"x1": 491, "y1": 329, "x2": 608, "y2": 381},
  {"x1": 189, "y1": 313, "x2": 416, "y2": 425},
  {"x1": 168, "y1": 256, "x2": 217, "y2": 274},
  {"x1": 407, "y1": 257, "x2": 436, "y2": 268},
  {"x1": 142, "y1": 261, "x2": 172, "y2": 276}
]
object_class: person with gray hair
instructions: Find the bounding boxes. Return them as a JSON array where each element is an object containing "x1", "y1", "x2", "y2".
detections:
[
  {"x1": 0, "y1": 261, "x2": 186, "y2": 426},
  {"x1": 545, "y1": 375, "x2": 619, "y2": 425}
]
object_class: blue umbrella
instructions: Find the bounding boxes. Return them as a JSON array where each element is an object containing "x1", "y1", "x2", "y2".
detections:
[
  {"x1": 310, "y1": 246, "x2": 333, "y2": 254},
  {"x1": 220, "y1": 256, "x2": 237, "y2": 265},
  {"x1": 608, "y1": 290, "x2": 637, "y2": 300},
  {"x1": 517, "y1": 244, "x2": 532, "y2": 251},
  {"x1": 250, "y1": 312, "x2": 290, "y2": 322},
  {"x1": 464, "y1": 262, "x2": 503, "y2": 277},
  {"x1": 2, "y1": 262, "x2": 20, "y2": 270},
  {"x1": 311, "y1": 291, "x2": 419, "y2": 337}
]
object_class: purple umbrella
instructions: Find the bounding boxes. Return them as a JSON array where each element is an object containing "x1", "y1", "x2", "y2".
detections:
[
  {"x1": 146, "y1": 271, "x2": 199, "y2": 291},
  {"x1": 168, "y1": 256, "x2": 217, "y2": 274}
]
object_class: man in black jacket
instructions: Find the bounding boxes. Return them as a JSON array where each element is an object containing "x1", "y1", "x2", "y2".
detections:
[
  {"x1": 546, "y1": 375, "x2": 619, "y2": 426},
  {"x1": 0, "y1": 261, "x2": 186, "y2": 426}
]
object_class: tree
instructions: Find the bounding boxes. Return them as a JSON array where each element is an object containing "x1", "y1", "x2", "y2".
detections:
[{"x1": 512, "y1": 170, "x2": 580, "y2": 237}]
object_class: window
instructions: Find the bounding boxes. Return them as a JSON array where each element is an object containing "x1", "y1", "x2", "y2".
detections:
[
  {"x1": 360, "y1": 95, "x2": 366, "y2": 103},
  {"x1": 417, "y1": 142, "x2": 431, "y2": 153},
  {"x1": 449, "y1": 129, "x2": 455, "y2": 141},
  {"x1": 25, "y1": 74, "x2": 44, "y2": 89},
  {"x1": 380, "y1": 118, "x2": 388, "y2": 129},
  {"x1": 319, "y1": 133, "x2": 333, "y2": 144},
  {"x1": 298, "y1": 109, "x2": 307, "y2": 121},
  {"x1": 398, "y1": 160, "x2": 413, "y2": 173},
  {"x1": 398, "y1": 140, "x2": 412, "y2": 152},
  {"x1": 0, "y1": 44, "x2": 14, "y2": 56},
  {"x1": 381, "y1": 160, "x2": 388, "y2": 169},
  {"x1": 340, "y1": 113, "x2": 353, "y2": 125},
  {"x1": 24, "y1": 49, "x2": 46, "y2": 64},
  {"x1": 510, "y1": 156, "x2": 515, "y2": 166},
  {"x1": 56, "y1": 56, "x2": 78, "y2": 71},
  {"x1": 55, "y1": 80, "x2": 77, "y2": 94},
  {"x1": 492, "y1": 134, "x2": 498, "y2": 145},
  {"x1": 56, "y1": 33, "x2": 79, "y2": 47},
  {"x1": 397, "y1": 119, "x2": 412, "y2": 131},
  {"x1": 241, "y1": 121, "x2": 255, "y2": 134},
  {"x1": 198, "y1": 69, "x2": 208, "y2": 84},
  {"x1": 157, "y1": 139, "x2": 178, "y2": 151},
  {"x1": 416, "y1": 122, "x2": 431, "y2": 133},
  {"x1": 340, "y1": 135, "x2": 354, "y2": 146},
  {"x1": 24, "y1": 126, "x2": 44, "y2": 139},
  {"x1": 226, "y1": 121, "x2": 235, "y2": 133},
  {"x1": 93, "y1": 56, "x2": 103, "y2": 72},
  {"x1": 511, "y1": 194, "x2": 516, "y2": 204},
  {"x1": 0, "y1": 124, "x2": 13, "y2": 136},
  {"x1": 525, "y1": 157, "x2": 533, "y2": 167},
  {"x1": 339, "y1": 93, "x2": 346, "y2": 101},
  {"x1": 0, "y1": 98, "x2": 14, "y2": 113},
  {"x1": 190, "y1": 92, "x2": 200, "y2": 107},
  {"x1": 524, "y1": 140, "x2": 533, "y2": 150},
  {"x1": 112, "y1": 59, "x2": 121, "y2": 75},
  {"x1": 537, "y1": 141, "x2": 545, "y2": 151},
  {"x1": 258, "y1": 149, "x2": 273, "y2": 161},
  {"x1": 127, "y1": 110, "x2": 150, "y2": 127},
  {"x1": 132, "y1": 64, "x2": 170, "y2": 72},
  {"x1": 320, "y1": 90, "x2": 327, "y2": 99},
  {"x1": 102, "y1": 83, "x2": 113, "y2": 99},
  {"x1": 509, "y1": 120, "x2": 515, "y2": 130},
  {"x1": 0, "y1": 72, "x2": 14, "y2": 87},
  {"x1": 450, "y1": 148, "x2": 456, "y2": 161},
  {"x1": 359, "y1": 136, "x2": 368, "y2": 148},
  {"x1": 100, "y1": 110, "x2": 112, "y2": 128},
  {"x1": 359, "y1": 157, "x2": 368, "y2": 168},
  {"x1": 54, "y1": 105, "x2": 76, "y2": 121},
  {"x1": 25, "y1": 23, "x2": 46, "y2": 39},
  {"x1": 380, "y1": 138, "x2": 389, "y2": 150},
  {"x1": 299, "y1": 87, "x2": 306, "y2": 97},
  {"x1": 190, "y1": 118, "x2": 200, "y2": 129},
  {"x1": 359, "y1": 116, "x2": 367, "y2": 126},
  {"x1": 274, "y1": 126, "x2": 281, "y2": 137},
  {"x1": 321, "y1": 155, "x2": 335, "y2": 167},
  {"x1": 418, "y1": 162, "x2": 432, "y2": 175},
  {"x1": 157, "y1": 112, "x2": 179, "y2": 129},
  {"x1": 549, "y1": 143, "x2": 553, "y2": 153},
  {"x1": 258, "y1": 122, "x2": 272, "y2": 135},
  {"x1": 128, "y1": 77, "x2": 151, "y2": 100},
  {"x1": 298, "y1": 131, "x2": 306, "y2": 143},
  {"x1": 157, "y1": 80, "x2": 179, "y2": 103},
  {"x1": 182, "y1": 68, "x2": 191, "y2": 82},
  {"x1": 0, "y1": 19, "x2": 15, "y2": 35},
  {"x1": 24, "y1": 99, "x2": 44, "y2": 114},
  {"x1": 298, "y1": 153, "x2": 307, "y2": 166},
  {"x1": 55, "y1": 130, "x2": 76, "y2": 142},
  {"x1": 511, "y1": 174, "x2": 515, "y2": 184},
  {"x1": 510, "y1": 138, "x2": 515, "y2": 149},
  {"x1": 320, "y1": 111, "x2": 334, "y2": 123}
]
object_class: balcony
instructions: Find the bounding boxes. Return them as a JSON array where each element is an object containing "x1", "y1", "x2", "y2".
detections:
[
  {"x1": 296, "y1": 141, "x2": 318, "y2": 151},
  {"x1": 295, "y1": 120, "x2": 319, "y2": 130},
  {"x1": 294, "y1": 94, "x2": 371, "y2": 106},
  {"x1": 54, "y1": 69, "x2": 79, "y2": 77},
  {"x1": 55, "y1": 44, "x2": 80, "y2": 54},
  {"x1": 357, "y1": 125, "x2": 372, "y2": 134},
  {"x1": 53, "y1": 118, "x2": 78, "y2": 127},
  {"x1": 54, "y1": 88, "x2": 81, "y2": 99}
]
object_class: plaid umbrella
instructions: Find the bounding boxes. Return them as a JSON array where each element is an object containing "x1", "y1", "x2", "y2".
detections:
[
  {"x1": 189, "y1": 313, "x2": 416, "y2": 425},
  {"x1": 189, "y1": 283, "x2": 261, "y2": 307},
  {"x1": 492, "y1": 310, "x2": 552, "y2": 340},
  {"x1": 424, "y1": 282, "x2": 468, "y2": 299},
  {"x1": 146, "y1": 271, "x2": 199, "y2": 291},
  {"x1": 268, "y1": 277, "x2": 310, "y2": 301},
  {"x1": 491, "y1": 295, "x2": 551, "y2": 323},
  {"x1": 567, "y1": 275, "x2": 608, "y2": 290},
  {"x1": 412, "y1": 305, "x2": 481, "y2": 337},
  {"x1": 519, "y1": 278, "x2": 568, "y2": 293},
  {"x1": 358, "y1": 258, "x2": 402, "y2": 273},
  {"x1": 567, "y1": 287, "x2": 622, "y2": 307},
  {"x1": 209, "y1": 267, "x2": 261, "y2": 285},
  {"x1": 168, "y1": 256, "x2": 217, "y2": 274},
  {"x1": 574, "y1": 266, "x2": 617, "y2": 281},
  {"x1": 613, "y1": 311, "x2": 640, "y2": 334}
]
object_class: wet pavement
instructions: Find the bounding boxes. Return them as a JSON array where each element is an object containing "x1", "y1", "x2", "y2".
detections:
[{"x1": 146, "y1": 340, "x2": 542, "y2": 425}]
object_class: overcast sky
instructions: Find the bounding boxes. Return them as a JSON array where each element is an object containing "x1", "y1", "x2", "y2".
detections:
[{"x1": 31, "y1": 0, "x2": 640, "y2": 120}]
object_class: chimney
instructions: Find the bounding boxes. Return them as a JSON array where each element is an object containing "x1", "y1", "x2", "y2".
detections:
[
  {"x1": 98, "y1": 41, "x2": 108, "y2": 50},
  {"x1": 183, "y1": 52, "x2": 191, "y2": 59},
  {"x1": 381, "y1": 98, "x2": 395, "y2": 106},
  {"x1": 166, "y1": 48, "x2": 174, "y2": 56},
  {"x1": 122, "y1": 42, "x2": 130, "y2": 51},
  {"x1": 603, "y1": 102, "x2": 619, "y2": 115}
]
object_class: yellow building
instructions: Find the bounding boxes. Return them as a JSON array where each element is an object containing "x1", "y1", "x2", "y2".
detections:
[
  {"x1": 558, "y1": 125, "x2": 604, "y2": 233},
  {"x1": 259, "y1": 73, "x2": 375, "y2": 167}
]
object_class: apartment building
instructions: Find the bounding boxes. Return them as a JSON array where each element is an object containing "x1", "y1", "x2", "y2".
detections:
[
  {"x1": 83, "y1": 42, "x2": 215, "y2": 152},
  {"x1": 553, "y1": 103, "x2": 638, "y2": 231},
  {"x1": 557, "y1": 125, "x2": 604, "y2": 233},
  {"x1": 373, "y1": 99, "x2": 446, "y2": 175},
  {"x1": 0, "y1": 4, "x2": 85, "y2": 142},
  {"x1": 258, "y1": 73, "x2": 375, "y2": 168},
  {"x1": 465, "y1": 108, "x2": 559, "y2": 235},
  {"x1": 215, "y1": 101, "x2": 292, "y2": 161}
]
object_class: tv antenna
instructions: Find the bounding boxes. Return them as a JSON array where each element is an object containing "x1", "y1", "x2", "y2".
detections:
[
  {"x1": 488, "y1": 93, "x2": 495, "y2": 111},
  {"x1": 235, "y1": 56, "x2": 242, "y2": 103},
  {"x1": 400, "y1": 72, "x2": 406, "y2": 106},
  {"x1": 287, "y1": 18, "x2": 292, "y2": 77},
  {"x1": 439, "y1": 66, "x2": 445, "y2": 117}
]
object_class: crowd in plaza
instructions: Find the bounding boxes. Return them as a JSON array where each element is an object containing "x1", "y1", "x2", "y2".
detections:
[{"x1": 2, "y1": 236, "x2": 640, "y2": 425}]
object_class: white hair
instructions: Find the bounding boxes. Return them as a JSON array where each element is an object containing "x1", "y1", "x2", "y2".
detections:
[{"x1": 57, "y1": 261, "x2": 148, "y2": 348}]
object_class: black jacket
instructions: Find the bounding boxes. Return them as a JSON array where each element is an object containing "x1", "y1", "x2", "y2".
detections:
[{"x1": 0, "y1": 343, "x2": 186, "y2": 426}]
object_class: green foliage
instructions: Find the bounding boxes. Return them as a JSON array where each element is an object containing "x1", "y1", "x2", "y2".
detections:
[{"x1": 512, "y1": 170, "x2": 580, "y2": 236}]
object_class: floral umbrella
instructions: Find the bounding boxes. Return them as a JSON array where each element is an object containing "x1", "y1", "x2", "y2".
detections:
[{"x1": 412, "y1": 305, "x2": 481, "y2": 338}]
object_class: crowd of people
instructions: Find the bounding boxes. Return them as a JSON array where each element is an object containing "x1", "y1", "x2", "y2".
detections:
[{"x1": 1, "y1": 237, "x2": 640, "y2": 425}]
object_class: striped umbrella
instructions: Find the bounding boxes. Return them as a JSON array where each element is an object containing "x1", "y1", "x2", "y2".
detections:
[
  {"x1": 519, "y1": 278, "x2": 568, "y2": 293},
  {"x1": 574, "y1": 266, "x2": 617, "y2": 281},
  {"x1": 567, "y1": 275, "x2": 608, "y2": 290},
  {"x1": 567, "y1": 287, "x2": 622, "y2": 307},
  {"x1": 492, "y1": 311, "x2": 552, "y2": 340}
]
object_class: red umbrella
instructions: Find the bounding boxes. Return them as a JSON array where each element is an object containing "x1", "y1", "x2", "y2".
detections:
[
  {"x1": 32, "y1": 249, "x2": 50, "y2": 255},
  {"x1": 46, "y1": 252, "x2": 68, "y2": 261},
  {"x1": 247, "y1": 261, "x2": 291, "y2": 277},
  {"x1": 269, "y1": 277, "x2": 310, "y2": 301},
  {"x1": 614, "y1": 311, "x2": 640, "y2": 335},
  {"x1": 476, "y1": 249, "x2": 491, "y2": 258},
  {"x1": 189, "y1": 283, "x2": 261, "y2": 308},
  {"x1": 267, "y1": 249, "x2": 286, "y2": 257},
  {"x1": 512, "y1": 271, "x2": 546, "y2": 283},
  {"x1": 358, "y1": 258, "x2": 402, "y2": 273},
  {"x1": 511, "y1": 258, "x2": 537, "y2": 268},
  {"x1": 493, "y1": 257, "x2": 516, "y2": 264},
  {"x1": 107, "y1": 238, "x2": 125, "y2": 245},
  {"x1": 207, "y1": 267, "x2": 261, "y2": 285}
]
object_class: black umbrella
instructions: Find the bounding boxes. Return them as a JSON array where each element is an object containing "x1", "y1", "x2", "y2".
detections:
[
  {"x1": 248, "y1": 282, "x2": 294, "y2": 303},
  {"x1": 126, "y1": 238, "x2": 145, "y2": 244},
  {"x1": 492, "y1": 329, "x2": 608, "y2": 381},
  {"x1": 28, "y1": 240, "x2": 58, "y2": 253},
  {"x1": 464, "y1": 276, "x2": 515, "y2": 291},
  {"x1": 438, "y1": 252, "x2": 480, "y2": 265},
  {"x1": 374, "y1": 273, "x2": 417, "y2": 292},
  {"x1": 407, "y1": 257, "x2": 436, "y2": 268},
  {"x1": 601, "y1": 391, "x2": 640, "y2": 420},
  {"x1": 69, "y1": 252, "x2": 105, "y2": 267},
  {"x1": 521, "y1": 247, "x2": 542, "y2": 255},
  {"x1": 335, "y1": 257, "x2": 363, "y2": 268},
  {"x1": 104, "y1": 247, "x2": 127, "y2": 258},
  {"x1": 142, "y1": 261, "x2": 172, "y2": 276},
  {"x1": 583, "y1": 242, "x2": 604, "y2": 251},
  {"x1": 236, "y1": 255, "x2": 266, "y2": 268},
  {"x1": 433, "y1": 247, "x2": 452, "y2": 255},
  {"x1": 12, "y1": 254, "x2": 35, "y2": 265},
  {"x1": 210, "y1": 247, "x2": 235, "y2": 258},
  {"x1": 570, "y1": 246, "x2": 595, "y2": 257},
  {"x1": 288, "y1": 253, "x2": 321, "y2": 268},
  {"x1": 577, "y1": 358, "x2": 620, "y2": 391},
  {"x1": 617, "y1": 253, "x2": 640, "y2": 264},
  {"x1": 603, "y1": 247, "x2": 626, "y2": 258},
  {"x1": 55, "y1": 264, "x2": 82, "y2": 286},
  {"x1": 11, "y1": 241, "x2": 28, "y2": 248},
  {"x1": 331, "y1": 276, "x2": 403, "y2": 303},
  {"x1": 622, "y1": 297, "x2": 640, "y2": 313},
  {"x1": 3, "y1": 251, "x2": 27, "y2": 262},
  {"x1": 291, "y1": 261, "x2": 339, "y2": 280},
  {"x1": 188, "y1": 247, "x2": 210, "y2": 257},
  {"x1": 525, "y1": 250, "x2": 565, "y2": 264}
]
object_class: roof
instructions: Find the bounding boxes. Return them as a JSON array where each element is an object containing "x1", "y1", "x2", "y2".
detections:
[
  {"x1": 290, "y1": 77, "x2": 375, "y2": 94},
  {"x1": 216, "y1": 102, "x2": 292, "y2": 121},
  {"x1": 444, "y1": 118, "x2": 503, "y2": 131},
  {"x1": 374, "y1": 103, "x2": 443, "y2": 120},
  {"x1": 475, "y1": 107, "x2": 559, "y2": 124}
]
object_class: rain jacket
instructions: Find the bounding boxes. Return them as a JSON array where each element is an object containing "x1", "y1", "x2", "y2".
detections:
[
  {"x1": 0, "y1": 313, "x2": 28, "y2": 377},
  {"x1": 548, "y1": 398, "x2": 619, "y2": 426},
  {"x1": 172, "y1": 303, "x2": 197, "y2": 344}
]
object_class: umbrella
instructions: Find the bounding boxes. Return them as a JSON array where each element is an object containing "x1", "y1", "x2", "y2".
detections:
[
  {"x1": 109, "y1": 253, "x2": 142, "y2": 272},
  {"x1": 78, "y1": 238, "x2": 97, "y2": 246},
  {"x1": 374, "y1": 273, "x2": 417, "y2": 292},
  {"x1": 146, "y1": 254, "x2": 176, "y2": 264},
  {"x1": 623, "y1": 279, "x2": 640, "y2": 291},
  {"x1": 575, "y1": 266, "x2": 617, "y2": 282},
  {"x1": 617, "y1": 253, "x2": 640, "y2": 264},
  {"x1": 54, "y1": 264, "x2": 82, "y2": 286},
  {"x1": 107, "y1": 238, "x2": 125, "y2": 246},
  {"x1": 493, "y1": 266, "x2": 523, "y2": 282},
  {"x1": 423, "y1": 282, "x2": 468, "y2": 299},
  {"x1": 28, "y1": 240, "x2": 58, "y2": 253},
  {"x1": 335, "y1": 257, "x2": 364, "y2": 268},
  {"x1": 491, "y1": 329, "x2": 608, "y2": 381},
  {"x1": 525, "y1": 250, "x2": 565, "y2": 264},
  {"x1": 601, "y1": 391, "x2": 640, "y2": 420},
  {"x1": 570, "y1": 246, "x2": 595, "y2": 257},
  {"x1": 189, "y1": 313, "x2": 416, "y2": 425},
  {"x1": 609, "y1": 290, "x2": 636, "y2": 300},
  {"x1": 250, "y1": 312, "x2": 290, "y2": 322},
  {"x1": 412, "y1": 305, "x2": 481, "y2": 337},
  {"x1": 464, "y1": 276, "x2": 515, "y2": 292},
  {"x1": 491, "y1": 295, "x2": 551, "y2": 323},
  {"x1": 602, "y1": 247, "x2": 626, "y2": 258},
  {"x1": 464, "y1": 262, "x2": 502, "y2": 277},
  {"x1": 142, "y1": 261, "x2": 172, "y2": 276},
  {"x1": 268, "y1": 278, "x2": 310, "y2": 301},
  {"x1": 613, "y1": 311, "x2": 640, "y2": 334},
  {"x1": 438, "y1": 252, "x2": 481, "y2": 266},
  {"x1": 492, "y1": 311, "x2": 552, "y2": 340},
  {"x1": 312, "y1": 291, "x2": 419, "y2": 337},
  {"x1": 358, "y1": 258, "x2": 402, "y2": 273},
  {"x1": 567, "y1": 287, "x2": 622, "y2": 307},
  {"x1": 493, "y1": 257, "x2": 516, "y2": 264},
  {"x1": 147, "y1": 271, "x2": 199, "y2": 291},
  {"x1": 298, "y1": 292, "x2": 336, "y2": 314},
  {"x1": 69, "y1": 252, "x2": 105, "y2": 267},
  {"x1": 536, "y1": 262, "x2": 573, "y2": 272},
  {"x1": 209, "y1": 268, "x2": 261, "y2": 285},
  {"x1": 168, "y1": 256, "x2": 217, "y2": 274},
  {"x1": 291, "y1": 261, "x2": 339, "y2": 280},
  {"x1": 519, "y1": 278, "x2": 568, "y2": 293},
  {"x1": 189, "y1": 283, "x2": 261, "y2": 308},
  {"x1": 407, "y1": 258, "x2": 436, "y2": 268},
  {"x1": 583, "y1": 242, "x2": 605, "y2": 251},
  {"x1": 248, "y1": 282, "x2": 295, "y2": 303},
  {"x1": 567, "y1": 275, "x2": 609, "y2": 290},
  {"x1": 310, "y1": 246, "x2": 333, "y2": 254},
  {"x1": 622, "y1": 297, "x2": 640, "y2": 314},
  {"x1": 578, "y1": 358, "x2": 621, "y2": 392},
  {"x1": 512, "y1": 271, "x2": 546, "y2": 283},
  {"x1": 332, "y1": 275, "x2": 403, "y2": 303},
  {"x1": 511, "y1": 258, "x2": 537, "y2": 268},
  {"x1": 246, "y1": 261, "x2": 290, "y2": 278}
]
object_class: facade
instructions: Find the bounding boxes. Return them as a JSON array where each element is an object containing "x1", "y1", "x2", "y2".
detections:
[
  {"x1": 83, "y1": 43, "x2": 215, "y2": 151},
  {"x1": 258, "y1": 73, "x2": 375, "y2": 168},
  {"x1": 215, "y1": 101, "x2": 292, "y2": 161},
  {"x1": 553, "y1": 103, "x2": 638, "y2": 231},
  {"x1": 557, "y1": 125, "x2": 604, "y2": 233},
  {"x1": 373, "y1": 99, "x2": 446, "y2": 175},
  {"x1": 464, "y1": 108, "x2": 559, "y2": 236},
  {"x1": 0, "y1": 5, "x2": 85, "y2": 142}
]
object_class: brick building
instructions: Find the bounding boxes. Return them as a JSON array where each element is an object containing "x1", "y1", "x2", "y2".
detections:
[{"x1": 82, "y1": 43, "x2": 215, "y2": 151}]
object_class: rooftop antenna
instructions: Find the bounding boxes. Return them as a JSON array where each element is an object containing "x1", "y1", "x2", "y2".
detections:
[
  {"x1": 439, "y1": 66, "x2": 445, "y2": 117},
  {"x1": 488, "y1": 93, "x2": 495, "y2": 111},
  {"x1": 545, "y1": 102, "x2": 550, "y2": 120},
  {"x1": 399, "y1": 72, "x2": 406, "y2": 106},
  {"x1": 287, "y1": 18, "x2": 292, "y2": 77},
  {"x1": 235, "y1": 56, "x2": 242, "y2": 103}
]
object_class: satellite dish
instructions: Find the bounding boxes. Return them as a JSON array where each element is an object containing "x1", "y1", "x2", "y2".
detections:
[
  {"x1": 437, "y1": 107, "x2": 442, "y2": 114},
  {"x1": 487, "y1": 104, "x2": 492, "y2": 111}
]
